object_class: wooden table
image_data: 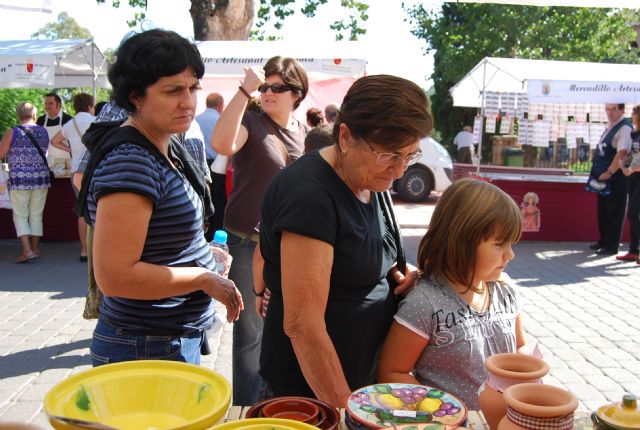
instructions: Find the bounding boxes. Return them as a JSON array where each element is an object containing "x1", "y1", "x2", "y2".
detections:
[{"x1": 221, "y1": 407, "x2": 594, "y2": 429}]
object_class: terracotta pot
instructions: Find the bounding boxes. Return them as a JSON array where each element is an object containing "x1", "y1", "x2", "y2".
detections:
[
  {"x1": 497, "y1": 383, "x2": 578, "y2": 430},
  {"x1": 478, "y1": 353, "x2": 549, "y2": 430},
  {"x1": 262, "y1": 398, "x2": 320, "y2": 425}
]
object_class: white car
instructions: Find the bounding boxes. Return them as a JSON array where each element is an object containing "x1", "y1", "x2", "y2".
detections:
[{"x1": 393, "y1": 137, "x2": 453, "y2": 202}]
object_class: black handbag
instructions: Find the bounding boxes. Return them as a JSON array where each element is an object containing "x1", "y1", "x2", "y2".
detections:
[{"x1": 18, "y1": 126, "x2": 55, "y2": 183}]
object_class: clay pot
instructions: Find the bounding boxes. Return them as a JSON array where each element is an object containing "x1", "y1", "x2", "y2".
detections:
[
  {"x1": 478, "y1": 353, "x2": 549, "y2": 430},
  {"x1": 497, "y1": 383, "x2": 578, "y2": 430},
  {"x1": 262, "y1": 398, "x2": 320, "y2": 424}
]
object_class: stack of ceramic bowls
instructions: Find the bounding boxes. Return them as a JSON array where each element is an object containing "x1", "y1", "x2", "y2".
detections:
[
  {"x1": 345, "y1": 383, "x2": 469, "y2": 430},
  {"x1": 245, "y1": 396, "x2": 341, "y2": 430}
]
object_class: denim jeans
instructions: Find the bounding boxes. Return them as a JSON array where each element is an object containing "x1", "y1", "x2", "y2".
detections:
[
  {"x1": 227, "y1": 231, "x2": 264, "y2": 405},
  {"x1": 90, "y1": 317, "x2": 204, "y2": 366}
]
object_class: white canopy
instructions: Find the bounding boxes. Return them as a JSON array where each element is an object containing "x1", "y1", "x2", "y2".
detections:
[
  {"x1": 451, "y1": 57, "x2": 640, "y2": 108},
  {"x1": 194, "y1": 40, "x2": 367, "y2": 120},
  {"x1": 0, "y1": 39, "x2": 109, "y2": 90}
]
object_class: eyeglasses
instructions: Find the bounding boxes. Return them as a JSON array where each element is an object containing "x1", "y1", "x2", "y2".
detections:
[
  {"x1": 257, "y1": 83, "x2": 293, "y2": 94},
  {"x1": 359, "y1": 138, "x2": 422, "y2": 167},
  {"x1": 326, "y1": 111, "x2": 338, "y2": 119}
]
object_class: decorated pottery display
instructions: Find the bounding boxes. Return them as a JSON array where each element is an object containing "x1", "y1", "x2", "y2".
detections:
[
  {"x1": 478, "y1": 353, "x2": 549, "y2": 430},
  {"x1": 44, "y1": 360, "x2": 231, "y2": 430},
  {"x1": 592, "y1": 394, "x2": 640, "y2": 430},
  {"x1": 346, "y1": 383, "x2": 467, "y2": 429},
  {"x1": 497, "y1": 383, "x2": 578, "y2": 430},
  {"x1": 245, "y1": 396, "x2": 340, "y2": 430}
]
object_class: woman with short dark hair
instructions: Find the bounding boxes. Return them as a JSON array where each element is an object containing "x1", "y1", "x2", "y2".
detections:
[
  {"x1": 258, "y1": 75, "x2": 432, "y2": 407},
  {"x1": 211, "y1": 55, "x2": 310, "y2": 405},
  {"x1": 79, "y1": 29, "x2": 242, "y2": 366}
]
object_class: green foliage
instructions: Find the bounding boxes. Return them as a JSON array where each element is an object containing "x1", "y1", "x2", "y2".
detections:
[
  {"x1": 406, "y1": 4, "x2": 640, "y2": 157},
  {"x1": 0, "y1": 89, "x2": 48, "y2": 134},
  {"x1": 253, "y1": 0, "x2": 368, "y2": 41},
  {"x1": 95, "y1": 0, "x2": 147, "y2": 27},
  {"x1": 0, "y1": 87, "x2": 111, "y2": 134},
  {"x1": 31, "y1": 12, "x2": 93, "y2": 40}
]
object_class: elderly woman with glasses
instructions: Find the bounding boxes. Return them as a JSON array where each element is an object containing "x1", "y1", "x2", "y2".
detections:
[
  {"x1": 211, "y1": 56, "x2": 310, "y2": 405},
  {"x1": 258, "y1": 75, "x2": 432, "y2": 408}
]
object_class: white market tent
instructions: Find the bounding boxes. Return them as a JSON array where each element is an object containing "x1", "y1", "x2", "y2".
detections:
[
  {"x1": 451, "y1": 57, "x2": 640, "y2": 108},
  {"x1": 194, "y1": 40, "x2": 366, "y2": 120},
  {"x1": 0, "y1": 39, "x2": 109, "y2": 94},
  {"x1": 451, "y1": 57, "x2": 640, "y2": 173}
]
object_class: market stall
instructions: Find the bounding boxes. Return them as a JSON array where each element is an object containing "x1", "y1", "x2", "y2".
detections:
[
  {"x1": 452, "y1": 57, "x2": 640, "y2": 241},
  {"x1": 0, "y1": 39, "x2": 110, "y2": 241}
]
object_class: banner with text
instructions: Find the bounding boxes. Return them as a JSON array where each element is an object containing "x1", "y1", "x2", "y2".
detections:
[
  {"x1": 201, "y1": 57, "x2": 365, "y2": 78},
  {"x1": 528, "y1": 79, "x2": 640, "y2": 104},
  {"x1": 0, "y1": 55, "x2": 54, "y2": 88}
]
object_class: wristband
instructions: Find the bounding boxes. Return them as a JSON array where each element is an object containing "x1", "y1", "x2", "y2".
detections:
[
  {"x1": 238, "y1": 85, "x2": 251, "y2": 99},
  {"x1": 252, "y1": 286, "x2": 265, "y2": 297}
]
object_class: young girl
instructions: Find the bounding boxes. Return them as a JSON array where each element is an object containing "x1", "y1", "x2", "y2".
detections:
[{"x1": 377, "y1": 178, "x2": 526, "y2": 410}]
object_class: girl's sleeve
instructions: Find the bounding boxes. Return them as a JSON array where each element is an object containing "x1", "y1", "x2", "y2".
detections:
[{"x1": 394, "y1": 283, "x2": 433, "y2": 341}]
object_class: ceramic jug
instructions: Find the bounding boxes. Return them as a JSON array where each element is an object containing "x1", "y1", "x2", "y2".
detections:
[
  {"x1": 478, "y1": 353, "x2": 549, "y2": 430},
  {"x1": 497, "y1": 383, "x2": 578, "y2": 430},
  {"x1": 592, "y1": 394, "x2": 640, "y2": 430}
]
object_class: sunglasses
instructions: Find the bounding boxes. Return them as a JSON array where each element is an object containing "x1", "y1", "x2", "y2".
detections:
[{"x1": 257, "y1": 83, "x2": 293, "y2": 94}]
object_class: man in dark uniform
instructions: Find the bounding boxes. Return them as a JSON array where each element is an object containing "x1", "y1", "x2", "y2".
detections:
[{"x1": 590, "y1": 104, "x2": 632, "y2": 255}]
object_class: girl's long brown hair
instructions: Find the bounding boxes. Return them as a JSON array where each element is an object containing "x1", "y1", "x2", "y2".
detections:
[{"x1": 417, "y1": 178, "x2": 522, "y2": 293}]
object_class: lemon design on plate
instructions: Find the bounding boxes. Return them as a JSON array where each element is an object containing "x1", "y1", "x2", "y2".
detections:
[
  {"x1": 417, "y1": 398, "x2": 443, "y2": 413},
  {"x1": 377, "y1": 393, "x2": 406, "y2": 410}
]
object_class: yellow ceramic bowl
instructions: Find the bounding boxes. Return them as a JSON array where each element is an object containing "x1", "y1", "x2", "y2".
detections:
[
  {"x1": 44, "y1": 360, "x2": 231, "y2": 430},
  {"x1": 207, "y1": 417, "x2": 320, "y2": 430}
]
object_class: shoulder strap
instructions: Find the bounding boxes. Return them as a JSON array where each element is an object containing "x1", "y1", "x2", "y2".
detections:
[
  {"x1": 602, "y1": 117, "x2": 632, "y2": 145},
  {"x1": 378, "y1": 190, "x2": 406, "y2": 274},
  {"x1": 17, "y1": 126, "x2": 48, "y2": 168},
  {"x1": 260, "y1": 115, "x2": 291, "y2": 165}
]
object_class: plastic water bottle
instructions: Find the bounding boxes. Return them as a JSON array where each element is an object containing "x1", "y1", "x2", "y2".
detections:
[{"x1": 210, "y1": 230, "x2": 230, "y2": 276}]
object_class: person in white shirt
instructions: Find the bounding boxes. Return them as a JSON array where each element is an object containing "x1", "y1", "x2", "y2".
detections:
[
  {"x1": 453, "y1": 125, "x2": 474, "y2": 163},
  {"x1": 36, "y1": 93, "x2": 73, "y2": 167},
  {"x1": 51, "y1": 93, "x2": 95, "y2": 261}
]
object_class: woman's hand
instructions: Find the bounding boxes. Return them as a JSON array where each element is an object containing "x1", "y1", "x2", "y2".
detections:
[
  {"x1": 255, "y1": 288, "x2": 271, "y2": 319},
  {"x1": 390, "y1": 262, "x2": 419, "y2": 296},
  {"x1": 242, "y1": 67, "x2": 265, "y2": 93},
  {"x1": 206, "y1": 273, "x2": 244, "y2": 322}
]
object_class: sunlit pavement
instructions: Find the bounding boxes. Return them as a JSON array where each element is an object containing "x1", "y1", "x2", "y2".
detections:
[{"x1": 0, "y1": 196, "x2": 638, "y2": 425}]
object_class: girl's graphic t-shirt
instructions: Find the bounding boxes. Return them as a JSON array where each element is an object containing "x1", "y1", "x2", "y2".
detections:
[{"x1": 395, "y1": 275, "x2": 521, "y2": 409}]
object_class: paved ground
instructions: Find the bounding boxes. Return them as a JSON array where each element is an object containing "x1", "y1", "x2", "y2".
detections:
[{"x1": 1, "y1": 197, "x2": 639, "y2": 427}]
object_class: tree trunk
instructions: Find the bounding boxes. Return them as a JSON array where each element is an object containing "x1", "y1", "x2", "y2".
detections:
[{"x1": 190, "y1": 0, "x2": 255, "y2": 41}]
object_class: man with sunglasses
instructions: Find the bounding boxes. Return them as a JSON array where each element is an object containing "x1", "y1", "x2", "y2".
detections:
[{"x1": 211, "y1": 56, "x2": 310, "y2": 406}]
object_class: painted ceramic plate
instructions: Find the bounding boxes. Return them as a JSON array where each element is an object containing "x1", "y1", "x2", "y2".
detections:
[
  {"x1": 44, "y1": 360, "x2": 231, "y2": 430},
  {"x1": 346, "y1": 383, "x2": 468, "y2": 429},
  {"x1": 382, "y1": 425, "x2": 471, "y2": 430},
  {"x1": 207, "y1": 417, "x2": 321, "y2": 430}
]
